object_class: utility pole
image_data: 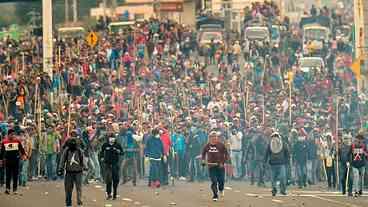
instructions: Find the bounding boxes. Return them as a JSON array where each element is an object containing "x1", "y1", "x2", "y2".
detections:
[
  {"x1": 65, "y1": 0, "x2": 69, "y2": 23},
  {"x1": 42, "y1": 0, "x2": 53, "y2": 79},
  {"x1": 73, "y1": 0, "x2": 78, "y2": 22}
]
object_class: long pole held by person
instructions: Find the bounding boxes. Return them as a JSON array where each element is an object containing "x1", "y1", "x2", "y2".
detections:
[
  {"x1": 335, "y1": 97, "x2": 340, "y2": 188},
  {"x1": 67, "y1": 95, "x2": 72, "y2": 138}
]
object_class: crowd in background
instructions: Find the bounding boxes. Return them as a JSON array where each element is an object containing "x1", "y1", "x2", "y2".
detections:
[{"x1": 0, "y1": 1, "x2": 367, "y2": 196}]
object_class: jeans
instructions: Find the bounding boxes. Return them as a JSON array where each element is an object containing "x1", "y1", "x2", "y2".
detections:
[
  {"x1": 178, "y1": 154, "x2": 187, "y2": 177},
  {"x1": 122, "y1": 157, "x2": 138, "y2": 184},
  {"x1": 296, "y1": 162, "x2": 307, "y2": 187},
  {"x1": 89, "y1": 152, "x2": 101, "y2": 180},
  {"x1": 307, "y1": 159, "x2": 317, "y2": 184},
  {"x1": 326, "y1": 165, "x2": 336, "y2": 188},
  {"x1": 30, "y1": 149, "x2": 39, "y2": 178},
  {"x1": 339, "y1": 165, "x2": 352, "y2": 194},
  {"x1": 149, "y1": 159, "x2": 161, "y2": 183},
  {"x1": 231, "y1": 150, "x2": 242, "y2": 179},
  {"x1": 249, "y1": 160, "x2": 264, "y2": 185},
  {"x1": 209, "y1": 166, "x2": 225, "y2": 197},
  {"x1": 46, "y1": 153, "x2": 57, "y2": 180},
  {"x1": 19, "y1": 160, "x2": 29, "y2": 186},
  {"x1": 271, "y1": 164, "x2": 287, "y2": 194},
  {"x1": 352, "y1": 167, "x2": 365, "y2": 193},
  {"x1": 64, "y1": 172, "x2": 83, "y2": 206},
  {"x1": 189, "y1": 156, "x2": 203, "y2": 181}
]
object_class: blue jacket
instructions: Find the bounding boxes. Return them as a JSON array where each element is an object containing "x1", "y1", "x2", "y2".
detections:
[{"x1": 145, "y1": 136, "x2": 164, "y2": 159}]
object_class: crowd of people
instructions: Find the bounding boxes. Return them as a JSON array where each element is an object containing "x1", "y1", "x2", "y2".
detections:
[{"x1": 0, "y1": 1, "x2": 367, "y2": 205}]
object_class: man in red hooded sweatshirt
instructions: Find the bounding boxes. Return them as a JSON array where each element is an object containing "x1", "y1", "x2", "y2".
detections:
[{"x1": 159, "y1": 124, "x2": 171, "y2": 185}]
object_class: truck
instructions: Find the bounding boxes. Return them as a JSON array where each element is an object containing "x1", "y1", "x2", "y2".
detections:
[
  {"x1": 300, "y1": 16, "x2": 331, "y2": 56},
  {"x1": 196, "y1": 16, "x2": 225, "y2": 56}
]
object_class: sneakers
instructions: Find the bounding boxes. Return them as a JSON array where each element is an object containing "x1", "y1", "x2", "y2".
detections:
[
  {"x1": 212, "y1": 195, "x2": 218, "y2": 202},
  {"x1": 272, "y1": 188, "x2": 277, "y2": 197},
  {"x1": 106, "y1": 194, "x2": 112, "y2": 200},
  {"x1": 358, "y1": 190, "x2": 363, "y2": 196},
  {"x1": 220, "y1": 191, "x2": 225, "y2": 197},
  {"x1": 179, "y1": 177, "x2": 186, "y2": 181},
  {"x1": 5, "y1": 189, "x2": 10, "y2": 195}
]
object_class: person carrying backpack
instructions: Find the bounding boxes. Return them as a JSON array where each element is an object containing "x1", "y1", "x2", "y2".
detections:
[
  {"x1": 351, "y1": 134, "x2": 367, "y2": 197},
  {"x1": 264, "y1": 132, "x2": 290, "y2": 196},
  {"x1": 57, "y1": 136, "x2": 86, "y2": 207}
]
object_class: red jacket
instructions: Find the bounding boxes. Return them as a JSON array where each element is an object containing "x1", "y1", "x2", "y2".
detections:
[{"x1": 160, "y1": 128, "x2": 171, "y2": 156}]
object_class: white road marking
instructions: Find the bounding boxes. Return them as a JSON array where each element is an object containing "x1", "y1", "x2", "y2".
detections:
[
  {"x1": 122, "y1": 198, "x2": 133, "y2": 202},
  {"x1": 272, "y1": 199, "x2": 284, "y2": 203}
]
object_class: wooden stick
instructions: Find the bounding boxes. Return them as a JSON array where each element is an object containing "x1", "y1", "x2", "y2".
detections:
[
  {"x1": 335, "y1": 97, "x2": 340, "y2": 188},
  {"x1": 289, "y1": 82, "x2": 292, "y2": 126},
  {"x1": 58, "y1": 46, "x2": 61, "y2": 67},
  {"x1": 22, "y1": 52, "x2": 25, "y2": 71},
  {"x1": 67, "y1": 96, "x2": 72, "y2": 138}
]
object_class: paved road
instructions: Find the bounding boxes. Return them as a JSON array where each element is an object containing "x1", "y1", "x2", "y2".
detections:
[{"x1": 1, "y1": 181, "x2": 368, "y2": 207}]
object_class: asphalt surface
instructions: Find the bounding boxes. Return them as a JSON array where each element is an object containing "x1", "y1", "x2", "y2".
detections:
[{"x1": 1, "y1": 180, "x2": 368, "y2": 207}]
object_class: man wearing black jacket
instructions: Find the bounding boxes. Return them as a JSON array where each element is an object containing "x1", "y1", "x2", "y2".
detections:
[
  {"x1": 0, "y1": 128, "x2": 26, "y2": 194},
  {"x1": 293, "y1": 136, "x2": 308, "y2": 188},
  {"x1": 264, "y1": 132, "x2": 290, "y2": 196},
  {"x1": 100, "y1": 134, "x2": 124, "y2": 200}
]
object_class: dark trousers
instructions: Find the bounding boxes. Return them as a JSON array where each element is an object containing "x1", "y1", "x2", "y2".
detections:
[
  {"x1": 64, "y1": 172, "x2": 83, "y2": 206},
  {"x1": 149, "y1": 160, "x2": 161, "y2": 183},
  {"x1": 161, "y1": 159, "x2": 168, "y2": 185},
  {"x1": 250, "y1": 160, "x2": 264, "y2": 185},
  {"x1": 0, "y1": 165, "x2": 4, "y2": 186},
  {"x1": 326, "y1": 166, "x2": 336, "y2": 188},
  {"x1": 178, "y1": 155, "x2": 186, "y2": 177},
  {"x1": 105, "y1": 164, "x2": 120, "y2": 197},
  {"x1": 209, "y1": 166, "x2": 225, "y2": 197},
  {"x1": 271, "y1": 164, "x2": 287, "y2": 194},
  {"x1": 5, "y1": 161, "x2": 20, "y2": 192},
  {"x1": 339, "y1": 165, "x2": 352, "y2": 194},
  {"x1": 122, "y1": 157, "x2": 137, "y2": 184},
  {"x1": 296, "y1": 162, "x2": 307, "y2": 187}
]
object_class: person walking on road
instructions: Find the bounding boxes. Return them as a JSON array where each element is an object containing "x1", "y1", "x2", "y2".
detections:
[
  {"x1": 0, "y1": 128, "x2": 26, "y2": 195},
  {"x1": 57, "y1": 136, "x2": 85, "y2": 207},
  {"x1": 201, "y1": 131, "x2": 229, "y2": 202},
  {"x1": 101, "y1": 134, "x2": 124, "y2": 200},
  {"x1": 145, "y1": 128, "x2": 164, "y2": 188},
  {"x1": 339, "y1": 133, "x2": 353, "y2": 196},
  {"x1": 351, "y1": 134, "x2": 367, "y2": 197},
  {"x1": 264, "y1": 132, "x2": 290, "y2": 196}
]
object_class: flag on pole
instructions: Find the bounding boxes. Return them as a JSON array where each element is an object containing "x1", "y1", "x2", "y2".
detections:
[{"x1": 351, "y1": 57, "x2": 362, "y2": 80}]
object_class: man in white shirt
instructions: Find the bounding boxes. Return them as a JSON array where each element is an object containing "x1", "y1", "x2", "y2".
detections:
[{"x1": 229, "y1": 126, "x2": 243, "y2": 179}]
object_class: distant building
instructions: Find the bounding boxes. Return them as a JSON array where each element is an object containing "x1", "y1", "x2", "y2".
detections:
[{"x1": 91, "y1": 0, "x2": 197, "y2": 27}]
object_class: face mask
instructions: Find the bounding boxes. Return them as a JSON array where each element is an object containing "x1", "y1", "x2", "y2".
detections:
[
  {"x1": 109, "y1": 137, "x2": 116, "y2": 144},
  {"x1": 298, "y1": 136, "x2": 305, "y2": 141}
]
